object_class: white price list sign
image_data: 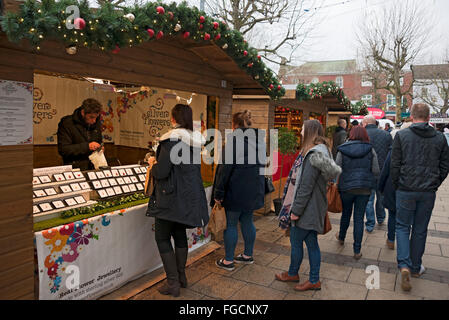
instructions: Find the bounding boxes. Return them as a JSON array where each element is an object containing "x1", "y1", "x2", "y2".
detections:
[{"x1": 0, "y1": 80, "x2": 33, "y2": 145}]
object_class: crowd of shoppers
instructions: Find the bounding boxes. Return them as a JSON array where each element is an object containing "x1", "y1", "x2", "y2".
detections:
[{"x1": 145, "y1": 102, "x2": 449, "y2": 297}]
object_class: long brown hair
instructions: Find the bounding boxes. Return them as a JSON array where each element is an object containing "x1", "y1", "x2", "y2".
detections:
[
  {"x1": 232, "y1": 110, "x2": 252, "y2": 128},
  {"x1": 301, "y1": 119, "x2": 329, "y2": 154}
]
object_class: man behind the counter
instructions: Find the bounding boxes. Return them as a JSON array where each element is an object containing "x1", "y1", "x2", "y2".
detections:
[{"x1": 57, "y1": 98, "x2": 103, "y2": 170}]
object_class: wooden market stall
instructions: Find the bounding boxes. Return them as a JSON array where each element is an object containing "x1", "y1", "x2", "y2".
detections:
[{"x1": 0, "y1": 0, "x2": 284, "y2": 299}]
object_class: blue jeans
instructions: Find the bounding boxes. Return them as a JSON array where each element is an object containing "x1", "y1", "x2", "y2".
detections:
[
  {"x1": 288, "y1": 226, "x2": 321, "y2": 284},
  {"x1": 365, "y1": 189, "x2": 386, "y2": 231},
  {"x1": 224, "y1": 210, "x2": 256, "y2": 262},
  {"x1": 396, "y1": 190, "x2": 436, "y2": 273},
  {"x1": 387, "y1": 208, "x2": 396, "y2": 242},
  {"x1": 339, "y1": 192, "x2": 371, "y2": 254}
]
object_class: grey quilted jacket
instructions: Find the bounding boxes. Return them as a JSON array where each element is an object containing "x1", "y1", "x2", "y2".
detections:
[{"x1": 290, "y1": 144, "x2": 342, "y2": 234}]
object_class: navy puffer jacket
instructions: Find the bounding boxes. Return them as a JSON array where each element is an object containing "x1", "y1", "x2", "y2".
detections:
[{"x1": 337, "y1": 140, "x2": 378, "y2": 192}]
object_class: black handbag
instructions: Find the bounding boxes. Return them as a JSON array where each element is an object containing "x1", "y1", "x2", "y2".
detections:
[{"x1": 265, "y1": 176, "x2": 275, "y2": 194}]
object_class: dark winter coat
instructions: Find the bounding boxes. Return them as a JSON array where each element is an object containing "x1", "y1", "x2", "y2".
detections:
[
  {"x1": 211, "y1": 127, "x2": 266, "y2": 212},
  {"x1": 365, "y1": 124, "x2": 393, "y2": 171},
  {"x1": 332, "y1": 126, "x2": 347, "y2": 159},
  {"x1": 146, "y1": 128, "x2": 209, "y2": 228},
  {"x1": 336, "y1": 140, "x2": 380, "y2": 192},
  {"x1": 290, "y1": 144, "x2": 341, "y2": 234},
  {"x1": 391, "y1": 122, "x2": 449, "y2": 192},
  {"x1": 57, "y1": 106, "x2": 102, "y2": 170},
  {"x1": 378, "y1": 148, "x2": 395, "y2": 211}
]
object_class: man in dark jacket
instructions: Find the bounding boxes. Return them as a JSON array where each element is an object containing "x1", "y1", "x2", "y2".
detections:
[
  {"x1": 332, "y1": 118, "x2": 347, "y2": 159},
  {"x1": 57, "y1": 99, "x2": 103, "y2": 170},
  {"x1": 378, "y1": 147, "x2": 396, "y2": 250},
  {"x1": 391, "y1": 103, "x2": 449, "y2": 292},
  {"x1": 362, "y1": 115, "x2": 393, "y2": 231}
]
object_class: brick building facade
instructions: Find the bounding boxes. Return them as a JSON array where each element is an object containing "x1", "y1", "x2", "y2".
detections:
[{"x1": 279, "y1": 59, "x2": 413, "y2": 113}]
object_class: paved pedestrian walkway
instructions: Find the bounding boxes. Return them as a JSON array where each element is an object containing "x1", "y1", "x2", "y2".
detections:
[{"x1": 131, "y1": 179, "x2": 449, "y2": 300}]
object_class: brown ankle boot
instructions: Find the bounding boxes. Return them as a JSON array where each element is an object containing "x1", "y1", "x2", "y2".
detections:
[
  {"x1": 275, "y1": 271, "x2": 299, "y2": 282},
  {"x1": 294, "y1": 280, "x2": 321, "y2": 291}
]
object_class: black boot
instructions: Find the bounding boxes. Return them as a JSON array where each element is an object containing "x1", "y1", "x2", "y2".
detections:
[
  {"x1": 175, "y1": 247, "x2": 188, "y2": 288},
  {"x1": 158, "y1": 251, "x2": 180, "y2": 297}
]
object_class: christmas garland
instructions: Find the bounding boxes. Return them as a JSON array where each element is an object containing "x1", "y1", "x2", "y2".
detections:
[
  {"x1": 0, "y1": 0, "x2": 285, "y2": 100},
  {"x1": 296, "y1": 81, "x2": 368, "y2": 115}
]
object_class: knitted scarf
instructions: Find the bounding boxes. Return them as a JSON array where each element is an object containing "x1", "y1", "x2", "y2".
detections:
[{"x1": 278, "y1": 153, "x2": 304, "y2": 230}]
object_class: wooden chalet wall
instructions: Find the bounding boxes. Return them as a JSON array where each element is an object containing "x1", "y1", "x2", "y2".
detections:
[{"x1": 0, "y1": 32, "x2": 237, "y2": 299}]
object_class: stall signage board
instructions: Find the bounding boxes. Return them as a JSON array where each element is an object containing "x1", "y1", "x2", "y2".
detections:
[
  {"x1": 0, "y1": 80, "x2": 33, "y2": 146},
  {"x1": 35, "y1": 187, "x2": 213, "y2": 300}
]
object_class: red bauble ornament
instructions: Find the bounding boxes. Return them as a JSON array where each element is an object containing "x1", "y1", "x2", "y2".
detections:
[
  {"x1": 204, "y1": 33, "x2": 210, "y2": 41},
  {"x1": 213, "y1": 22, "x2": 219, "y2": 29},
  {"x1": 269, "y1": 84, "x2": 274, "y2": 89},
  {"x1": 112, "y1": 45, "x2": 120, "y2": 54},
  {"x1": 199, "y1": 16, "x2": 205, "y2": 23},
  {"x1": 168, "y1": 11, "x2": 174, "y2": 20},
  {"x1": 199, "y1": 24, "x2": 204, "y2": 30},
  {"x1": 156, "y1": 6, "x2": 165, "y2": 15},
  {"x1": 183, "y1": 31, "x2": 190, "y2": 39},
  {"x1": 156, "y1": 31, "x2": 164, "y2": 40},
  {"x1": 214, "y1": 34, "x2": 221, "y2": 41},
  {"x1": 278, "y1": 85, "x2": 282, "y2": 90},
  {"x1": 147, "y1": 28, "x2": 155, "y2": 38},
  {"x1": 243, "y1": 50, "x2": 248, "y2": 56},
  {"x1": 257, "y1": 55, "x2": 261, "y2": 60},
  {"x1": 74, "y1": 17, "x2": 86, "y2": 30}
]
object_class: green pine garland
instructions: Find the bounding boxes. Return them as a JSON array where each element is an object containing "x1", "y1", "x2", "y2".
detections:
[
  {"x1": 0, "y1": 0, "x2": 285, "y2": 100},
  {"x1": 296, "y1": 81, "x2": 368, "y2": 115}
]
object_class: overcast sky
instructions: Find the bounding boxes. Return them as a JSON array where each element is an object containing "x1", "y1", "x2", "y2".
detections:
[{"x1": 177, "y1": 0, "x2": 449, "y2": 69}]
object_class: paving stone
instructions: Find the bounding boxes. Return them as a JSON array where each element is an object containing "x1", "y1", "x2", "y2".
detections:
[
  {"x1": 269, "y1": 274, "x2": 314, "y2": 297},
  {"x1": 339, "y1": 245, "x2": 381, "y2": 261},
  {"x1": 274, "y1": 235, "x2": 291, "y2": 247},
  {"x1": 365, "y1": 236, "x2": 392, "y2": 248},
  {"x1": 426, "y1": 236, "x2": 449, "y2": 246},
  {"x1": 132, "y1": 282, "x2": 204, "y2": 300},
  {"x1": 347, "y1": 268, "x2": 397, "y2": 292},
  {"x1": 319, "y1": 262, "x2": 352, "y2": 282},
  {"x1": 229, "y1": 283, "x2": 287, "y2": 300},
  {"x1": 427, "y1": 222, "x2": 437, "y2": 231},
  {"x1": 316, "y1": 239, "x2": 345, "y2": 255},
  {"x1": 201, "y1": 295, "x2": 221, "y2": 300},
  {"x1": 190, "y1": 273, "x2": 246, "y2": 300},
  {"x1": 435, "y1": 223, "x2": 449, "y2": 232},
  {"x1": 441, "y1": 244, "x2": 449, "y2": 258},
  {"x1": 313, "y1": 279, "x2": 368, "y2": 300},
  {"x1": 422, "y1": 254, "x2": 449, "y2": 272},
  {"x1": 197, "y1": 252, "x2": 246, "y2": 276},
  {"x1": 430, "y1": 216, "x2": 449, "y2": 224},
  {"x1": 424, "y1": 243, "x2": 442, "y2": 256},
  {"x1": 267, "y1": 254, "x2": 310, "y2": 274},
  {"x1": 252, "y1": 250, "x2": 279, "y2": 266},
  {"x1": 231, "y1": 264, "x2": 279, "y2": 287},
  {"x1": 254, "y1": 217, "x2": 279, "y2": 232},
  {"x1": 379, "y1": 248, "x2": 397, "y2": 263},
  {"x1": 256, "y1": 230, "x2": 284, "y2": 243},
  {"x1": 394, "y1": 275, "x2": 449, "y2": 300},
  {"x1": 253, "y1": 240, "x2": 275, "y2": 252},
  {"x1": 366, "y1": 289, "x2": 423, "y2": 300},
  {"x1": 185, "y1": 263, "x2": 213, "y2": 286},
  {"x1": 267, "y1": 244, "x2": 291, "y2": 256}
]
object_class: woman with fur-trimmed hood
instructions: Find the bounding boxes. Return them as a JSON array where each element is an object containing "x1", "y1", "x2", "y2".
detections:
[
  {"x1": 146, "y1": 104, "x2": 209, "y2": 297},
  {"x1": 275, "y1": 120, "x2": 341, "y2": 292}
]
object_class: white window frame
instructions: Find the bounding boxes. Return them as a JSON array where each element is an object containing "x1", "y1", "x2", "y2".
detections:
[
  {"x1": 386, "y1": 94, "x2": 396, "y2": 107},
  {"x1": 336, "y1": 76, "x2": 344, "y2": 88},
  {"x1": 361, "y1": 76, "x2": 372, "y2": 87},
  {"x1": 400, "y1": 77, "x2": 404, "y2": 86},
  {"x1": 361, "y1": 94, "x2": 372, "y2": 106}
]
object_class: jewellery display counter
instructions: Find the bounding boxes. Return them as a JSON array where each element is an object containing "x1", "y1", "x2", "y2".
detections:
[{"x1": 33, "y1": 165, "x2": 212, "y2": 300}]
